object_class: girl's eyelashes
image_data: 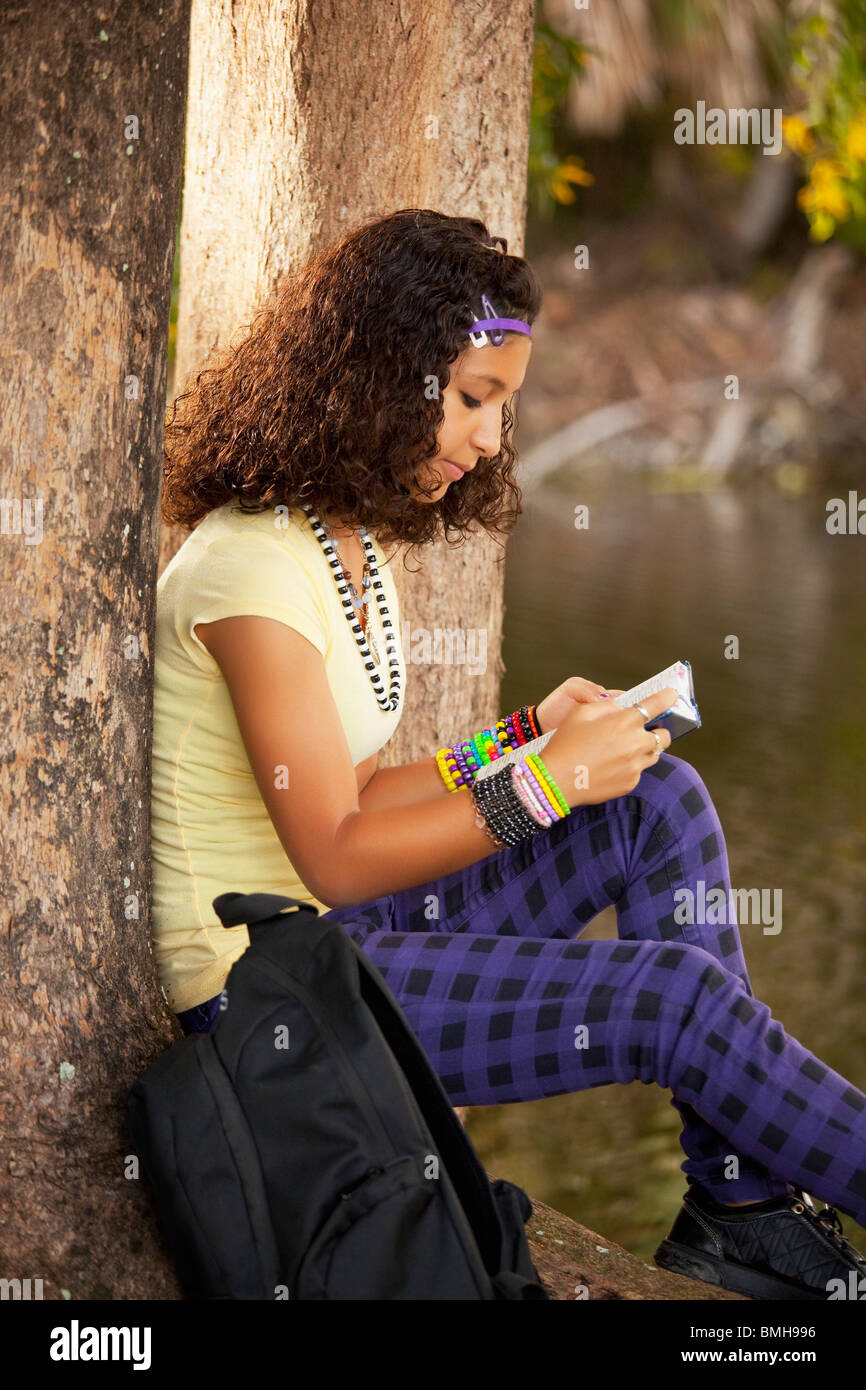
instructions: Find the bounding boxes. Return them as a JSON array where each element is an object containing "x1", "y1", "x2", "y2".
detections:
[{"x1": 460, "y1": 391, "x2": 482, "y2": 409}]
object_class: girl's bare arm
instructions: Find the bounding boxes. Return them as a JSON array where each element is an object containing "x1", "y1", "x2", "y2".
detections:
[
  {"x1": 356, "y1": 755, "x2": 451, "y2": 811},
  {"x1": 194, "y1": 614, "x2": 501, "y2": 908}
]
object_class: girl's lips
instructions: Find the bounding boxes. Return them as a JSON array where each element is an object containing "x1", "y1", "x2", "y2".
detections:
[{"x1": 442, "y1": 460, "x2": 467, "y2": 481}]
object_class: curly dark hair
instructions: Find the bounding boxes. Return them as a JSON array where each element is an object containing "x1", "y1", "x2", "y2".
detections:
[{"x1": 161, "y1": 208, "x2": 543, "y2": 568}]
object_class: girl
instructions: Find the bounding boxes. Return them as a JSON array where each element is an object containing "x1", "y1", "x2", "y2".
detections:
[{"x1": 152, "y1": 208, "x2": 866, "y2": 1301}]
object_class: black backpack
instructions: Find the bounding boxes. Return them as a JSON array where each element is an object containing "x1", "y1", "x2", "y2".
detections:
[{"x1": 128, "y1": 891, "x2": 548, "y2": 1300}]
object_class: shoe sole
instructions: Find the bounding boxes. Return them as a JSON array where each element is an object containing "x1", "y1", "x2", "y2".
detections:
[{"x1": 654, "y1": 1238, "x2": 828, "y2": 1301}]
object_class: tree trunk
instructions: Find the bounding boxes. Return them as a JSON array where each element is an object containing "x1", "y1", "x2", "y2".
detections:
[
  {"x1": 0, "y1": 3, "x2": 191, "y2": 1297},
  {"x1": 161, "y1": 0, "x2": 537, "y2": 766}
]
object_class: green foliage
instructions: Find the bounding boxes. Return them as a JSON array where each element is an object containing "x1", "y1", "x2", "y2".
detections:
[
  {"x1": 784, "y1": 0, "x2": 866, "y2": 244},
  {"x1": 529, "y1": 0, "x2": 866, "y2": 248},
  {"x1": 528, "y1": 17, "x2": 594, "y2": 220}
]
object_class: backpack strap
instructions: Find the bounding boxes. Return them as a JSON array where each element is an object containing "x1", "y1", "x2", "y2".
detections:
[
  {"x1": 489, "y1": 1180, "x2": 548, "y2": 1298},
  {"x1": 213, "y1": 891, "x2": 319, "y2": 931},
  {"x1": 197, "y1": 1041, "x2": 283, "y2": 1298}
]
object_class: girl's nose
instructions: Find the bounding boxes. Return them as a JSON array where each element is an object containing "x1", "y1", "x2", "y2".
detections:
[{"x1": 471, "y1": 431, "x2": 500, "y2": 460}]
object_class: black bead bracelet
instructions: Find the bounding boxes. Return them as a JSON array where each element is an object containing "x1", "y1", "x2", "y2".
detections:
[{"x1": 470, "y1": 761, "x2": 546, "y2": 848}]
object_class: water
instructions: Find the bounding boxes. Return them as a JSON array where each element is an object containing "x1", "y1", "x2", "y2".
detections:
[{"x1": 466, "y1": 471, "x2": 866, "y2": 1260}]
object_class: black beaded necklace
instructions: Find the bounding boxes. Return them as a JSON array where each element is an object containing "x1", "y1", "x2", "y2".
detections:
[{"x1": 301, "y1": 504, "x2": 402, "y2": 713}]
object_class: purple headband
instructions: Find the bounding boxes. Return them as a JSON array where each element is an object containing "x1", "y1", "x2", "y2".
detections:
[{"x1": 464, "y1": 292, "x2": 532, "y2": 348}]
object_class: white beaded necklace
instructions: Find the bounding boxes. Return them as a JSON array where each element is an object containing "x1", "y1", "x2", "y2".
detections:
[{"x1": 301, "y1": 503, "x2": 402, "y2": 712}]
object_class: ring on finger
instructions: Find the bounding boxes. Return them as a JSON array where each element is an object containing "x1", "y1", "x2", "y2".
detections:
[
  {"x1": 651, "y1": 731, "x2": 662, "y2": 758},
  {"x1": 635, "y1": 703, "x2": 651, "y2": 721}
]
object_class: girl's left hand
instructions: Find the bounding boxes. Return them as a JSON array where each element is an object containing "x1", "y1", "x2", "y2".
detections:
[{"x1": 535, "y1": 677, "x2": 626, "y2": 735}]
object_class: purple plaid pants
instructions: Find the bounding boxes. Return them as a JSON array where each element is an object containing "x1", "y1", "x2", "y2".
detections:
[{"x1": 177, "y1": 752, "x2": 866, "y2": 1225}]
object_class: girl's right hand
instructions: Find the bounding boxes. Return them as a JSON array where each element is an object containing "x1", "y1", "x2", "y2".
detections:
[{"x1": 540, "y1": 687, "x2": 677, "y2": 810}]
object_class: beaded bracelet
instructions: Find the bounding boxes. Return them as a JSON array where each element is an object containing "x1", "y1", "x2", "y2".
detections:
[
  {"x1": 471, "y1": 762, "x2": 541, "y2": 848},
  {"x1": 511, "y1": 763, "x2": 555, "y2": 826},
  {"x1": 516, "y1": 757, "x2": 558, "y2": 821},
  {"x1": 525, "y1": 753, "x2": 570, "y2": 818},
  {"x1": 434, "y1": 705, "x2": 542, "y2": 792},
  {"x1": 518, "y1": 753, "x2": 568, "y2": 824},
  {"x1": 470, "y1": 752, "x2": 568, "y2": 849}
]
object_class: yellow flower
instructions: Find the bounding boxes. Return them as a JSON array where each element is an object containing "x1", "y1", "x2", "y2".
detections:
[
  {"x1": 782, "y1": 115, "x2": 814, "y2": 155},
  {"x1": 846, "y1": 111, "x2": 866, "y2": 163},
  {"x1": 809, "y1": 176, "x2": 850, "y2": 220},
  {"x1": 810, "y1": 210, "x2": 836, "y2": 242},
  {"x1": 556, "y1": 156, "x2": 594, "y2": 187},
  {"x1": 810, "y1": 157, "x2": 848, "y2": 185}
]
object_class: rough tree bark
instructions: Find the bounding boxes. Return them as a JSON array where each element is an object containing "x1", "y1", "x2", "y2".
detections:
[
  {"x1": 160, "y1": 0, "x2": 537, "y2": 767},
  {"x1": 0, "y1": 3, "x2": 191, "y2": 1298}
]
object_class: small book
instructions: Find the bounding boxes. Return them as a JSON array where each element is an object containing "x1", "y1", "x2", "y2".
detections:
[{"x1": 475, "y1": 660, "x2": 701, "y2": 783}]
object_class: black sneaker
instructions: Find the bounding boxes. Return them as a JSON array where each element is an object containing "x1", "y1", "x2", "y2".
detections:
[{"x1": 654, "y1": 1183, "x2": 866, "y2": 1300}]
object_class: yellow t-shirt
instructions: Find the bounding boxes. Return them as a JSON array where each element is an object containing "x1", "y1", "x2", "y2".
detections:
[{"x1": 150, "y1": 501, "x2": 406, "y2": 1013}]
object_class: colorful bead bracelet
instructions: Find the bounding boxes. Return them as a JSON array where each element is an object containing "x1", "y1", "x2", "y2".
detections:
[
  {"x1": 434, "y1": 705, "x2": 542, "y2": 793},
  {"x1": 470, "y1": 751, "x2": 568, "y2": 849}
]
